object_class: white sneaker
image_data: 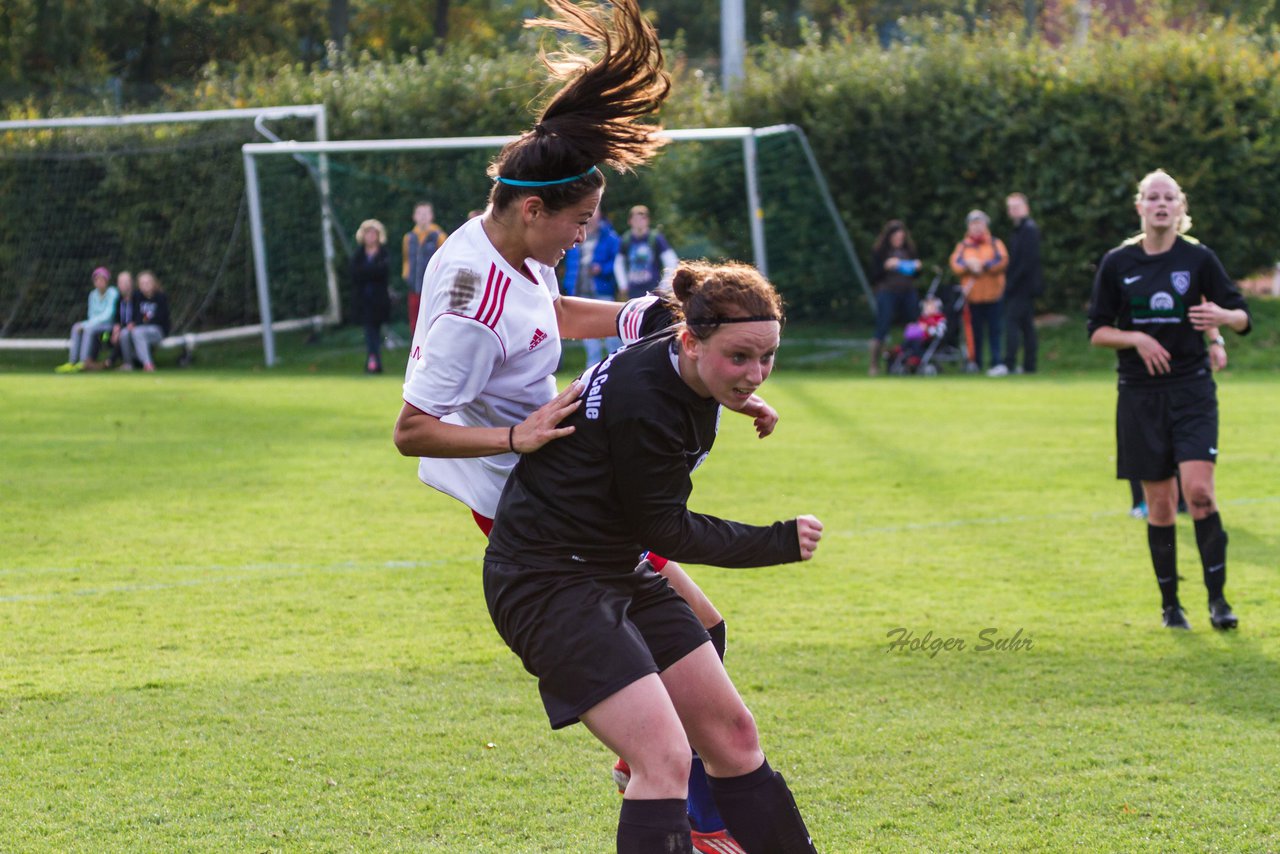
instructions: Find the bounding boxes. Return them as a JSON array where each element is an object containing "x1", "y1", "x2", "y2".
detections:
[{"x1": 986, "y1": 364, "x2": 1009, "y2": 377}]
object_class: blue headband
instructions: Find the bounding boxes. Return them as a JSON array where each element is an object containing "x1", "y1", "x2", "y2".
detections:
[{"x1": 493, "y1": 166, "x2": 599, "y2": 187}]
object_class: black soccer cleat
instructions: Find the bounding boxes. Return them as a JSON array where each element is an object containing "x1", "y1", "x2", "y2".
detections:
[
  {"x1": 1162, "y1": 605, "x2": 1191, "y2": 630},
  {"x1": 1208, "y1": 597, "x2": 1238, "y2": 630}
]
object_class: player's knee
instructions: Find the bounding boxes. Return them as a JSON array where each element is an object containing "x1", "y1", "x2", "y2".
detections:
[
  {"x1": 630, "y1": 735, "x2": 692, "y2": 790},
  {"x1": 721, "y1": 704, "x2": 761, "y2": 758},
  {"x1": 1185, "y1": 483, "x2": 1215, "y2": 512},
  {"x1": 697, "y1": 705, "x2": 763, "y2": 777}
]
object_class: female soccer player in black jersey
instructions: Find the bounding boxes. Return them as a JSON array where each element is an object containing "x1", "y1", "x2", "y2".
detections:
[
  {"x1": 485, "y1": 262, "x2": 824, "y2": 853},
  {"x1": 1088, "y1": 169, "x2": 1251, "y2": 630}
]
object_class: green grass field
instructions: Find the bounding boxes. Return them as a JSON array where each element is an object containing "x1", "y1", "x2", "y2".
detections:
[{"x1": 3, "y1": 347, "x2": 1279, "y2": 850}]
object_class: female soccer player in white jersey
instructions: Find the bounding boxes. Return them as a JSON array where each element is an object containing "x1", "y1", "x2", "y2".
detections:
[
  {"x1": 392, "y1": 1, "x2": 772, "y2": 850},
  {"x1": 1088, "y1": 169, "x2": 1251, "y2": 630},
  {"x1": 485, "y1": 261, "x2": 823, "y2": 853}
]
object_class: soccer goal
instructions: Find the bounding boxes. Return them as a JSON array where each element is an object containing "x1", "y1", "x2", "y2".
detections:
[
  {"x1": 0, "y1": 105, "x2": 337, "y2": 362},
  {"x1": 243, "y1": 123, "x2": 872, "y2": 363}
]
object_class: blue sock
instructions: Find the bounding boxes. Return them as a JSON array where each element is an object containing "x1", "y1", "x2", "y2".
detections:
[
  {"x1": 687, "y1": 753, "x2": 726, "y2": 833},
  {"x1": 688, "y1": 620, "x2": 730, "y2": 832}
]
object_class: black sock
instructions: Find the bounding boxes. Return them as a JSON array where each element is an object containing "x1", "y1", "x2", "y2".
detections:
[
  {"x1": 1194, "y1": 512, "x2": 1228, "y2": 602},
  {"x1": 708, "y1": 759, "x2": 817, "y2": 854},
  {"x1": 708, "y1": 620, "x2": 727, "y2": 661},
  {"x1": 1147, "y1": 523, "x2": 1179, "y2": 609},
  {"x1": 1129, "y1": 479, "x2": 1144, "y2": 508},
  {"x1": 617, "y1": 798, "x2": 691, "y2": 854}
]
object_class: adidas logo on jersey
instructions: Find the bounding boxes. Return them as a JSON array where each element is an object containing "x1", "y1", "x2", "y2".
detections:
[{"x1": 528, "y1": 328, "x2": 548, "y2": 350}]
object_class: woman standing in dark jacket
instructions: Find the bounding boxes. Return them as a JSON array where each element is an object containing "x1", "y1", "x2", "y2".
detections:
[
  {"x1": 351, "y1": 218, "x2": 392, "y2": 373},
  {"x1": 868, "y1": 219, "x2": 922, "y2": 375}
]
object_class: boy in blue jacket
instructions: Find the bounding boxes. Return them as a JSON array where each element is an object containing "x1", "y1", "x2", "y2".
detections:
[{"x1": 562, "y1": 207, "x2": 623, "y2": 366}]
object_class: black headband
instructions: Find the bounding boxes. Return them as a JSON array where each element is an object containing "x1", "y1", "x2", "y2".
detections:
[{"x1": 686, "y1": 315, "x2": 784, "y2": 326}]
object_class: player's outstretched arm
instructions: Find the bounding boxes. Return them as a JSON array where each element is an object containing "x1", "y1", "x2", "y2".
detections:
[
  {"x1": 556, "y1": 295, "x2": 623, "y2": 340},
  {"x1": 394, "y1": 381, "x2": 583, "y2": 458}
]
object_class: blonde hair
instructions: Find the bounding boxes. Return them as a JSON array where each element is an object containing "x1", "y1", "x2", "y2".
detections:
[
  {"x1": 1135, "y1": 169, "x2": 1193, "y2": 234},
  {"x1": 137, "y1": 270, "x2": 162, "y2": 292},
  {"x1": 356, "y1": 219, "x2": 388, "y2": 245}
]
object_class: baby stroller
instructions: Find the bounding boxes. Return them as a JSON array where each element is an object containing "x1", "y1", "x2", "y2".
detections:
[{"x1": 885, "y1": 270, "x2": 962, "y2": 375}]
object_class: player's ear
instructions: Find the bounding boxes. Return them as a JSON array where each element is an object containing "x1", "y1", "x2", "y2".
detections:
[
  {"x1": 679, "y1": 327, "x2": 701, "y2": 360},
  {"x1": 522, "y1": 195, "x2": 545, "y2": 223}
]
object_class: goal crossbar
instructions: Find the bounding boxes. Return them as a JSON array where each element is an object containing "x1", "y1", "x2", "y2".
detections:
[{"x1": 241, "y1": 123, "x2": 870, "y2": 365}]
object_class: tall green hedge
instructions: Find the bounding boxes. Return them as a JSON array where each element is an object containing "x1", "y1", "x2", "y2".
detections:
[
  {"x1": 728, "y1": 23, "x2": 1280, "y2": 313},
  {"x1": 7, "y1": 25, "x2": 1279, "y2": 336},
  {"x1": 147, "y1": 25, "x2": 1280, "y2": 316}
]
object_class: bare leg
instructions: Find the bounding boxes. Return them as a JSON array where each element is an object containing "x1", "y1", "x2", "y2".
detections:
[
  {"x1": 660, "y1": 643, "x2": 816, "y2": 853},
  {"x1": 1180, "y1": 459, "x2": 1234, "y2": 624},
  {"x1": 654, "y1": 560, "x2": 723, "y2": 630},
  {"x1": 581, "y1": 674, "x2": 695, "y2": 852},
  {"x1": 1178, "y1": 460, "x2": 1217, "y2": 521},
  {"x1": 658, "y1": 643, "x2": 761, "y2": 778},
  {"x1": 581, "y1": 673, "x2": 691, "y2": 800},
  {"x1": 1143, "y1": 477, "x2": 1179, "y2": 527}
]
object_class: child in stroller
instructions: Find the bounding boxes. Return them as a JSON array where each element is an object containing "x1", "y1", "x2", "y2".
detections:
[{"x1": 886, "y1": 294, "x2": 947, "y2": 375}]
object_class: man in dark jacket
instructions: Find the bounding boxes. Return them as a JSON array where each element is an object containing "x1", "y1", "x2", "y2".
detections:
[{"x1": 1003, "y1": 193, "x2": 1044, "y2": 373}]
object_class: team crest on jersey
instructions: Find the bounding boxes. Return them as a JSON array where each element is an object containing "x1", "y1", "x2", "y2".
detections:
[
  {"x1": 528, "y1": 328, "x2": 548, "y2": 350},
  {"x1": 449, "y1": 268, "x2": 481, "y2": 310},
  {"x1": 1171, "y1": 271, "x2": 1191, "y2": 295},
  {"x1": 1131, "y1": 290, "x2": 1183, "y2": 324}
]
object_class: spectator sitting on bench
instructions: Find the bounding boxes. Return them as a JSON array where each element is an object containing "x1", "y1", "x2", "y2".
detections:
[
  {"x1": 106, "y1": 270, "x2": 137, "y2": 369},
  {"x1": 122, "y1": 270, "x2": 171, "y2": 373},
  {"x1": 55, "y1": 266, "x2": 118, "y2": 373}
]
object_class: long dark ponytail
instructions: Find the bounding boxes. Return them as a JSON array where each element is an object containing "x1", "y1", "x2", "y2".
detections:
[{"x1": 487, "y1": 0, "x2": 671, "y2": 213}]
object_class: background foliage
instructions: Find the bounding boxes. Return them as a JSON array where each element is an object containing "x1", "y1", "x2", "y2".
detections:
[
  {"x1": 729, "y1": 21, "x2": 1280, "y2": 312},
  {"x1": 3, "y1": 20, "x2": 1279, "y2": 332}
]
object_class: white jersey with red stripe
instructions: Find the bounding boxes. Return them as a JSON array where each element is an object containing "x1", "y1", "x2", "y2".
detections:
[{"x1": 402, "y1": 215, "x2": 562, "y2": 517}]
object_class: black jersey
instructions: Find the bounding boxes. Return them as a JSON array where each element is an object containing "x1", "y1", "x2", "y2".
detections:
[
  {"x1": 486, "y1": 331, "x2": 800, "y2": 572},
  {"x1": 1087, "y1": 235, "x2": 1251, "y2": 386}
]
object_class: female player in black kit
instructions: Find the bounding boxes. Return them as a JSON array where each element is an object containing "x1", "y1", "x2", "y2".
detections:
[
  {"x1": 1088, "y1": 169, "x2": 1251, "y2": 630},
  {"x1": 485, "y1": 261, "x2": 824, "y2": 853}
]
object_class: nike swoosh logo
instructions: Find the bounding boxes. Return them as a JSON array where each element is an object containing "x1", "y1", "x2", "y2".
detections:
[
  {"x1": 1209, "y1": 447, "x2": 1218, "y2": 455},
  {"x1": 1124, "y1": 275, "x2": 1142, "y2": 284}
]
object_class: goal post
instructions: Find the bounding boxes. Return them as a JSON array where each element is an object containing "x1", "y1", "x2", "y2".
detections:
[
  {"x1": 0, "y1": 105, "x2": 336, "y2": 361},
  {"x1": 242, "y1": 124, "x2": 872, "y2": 365}
]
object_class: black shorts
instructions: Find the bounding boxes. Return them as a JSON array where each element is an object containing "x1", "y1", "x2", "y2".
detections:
[
  {"x1": 1116, "y1": 377, "x2": 1218, "y2": 481},
  {"x1": 483, "y1": 560, "x2": 710, "y2": 730}
]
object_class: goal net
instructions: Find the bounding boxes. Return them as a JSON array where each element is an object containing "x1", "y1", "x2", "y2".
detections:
[
  {"x1": 243, "y1": 124, "x2": 871, "y2": 359},
  {"x1": 0, "y1": 106, "x2": 334, "y2": 358}
]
